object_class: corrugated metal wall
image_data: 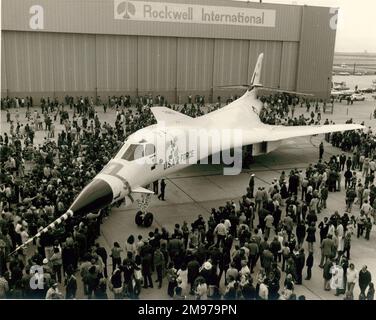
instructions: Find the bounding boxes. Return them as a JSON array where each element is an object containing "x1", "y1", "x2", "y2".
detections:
[
  {"x1": 1, "y1": 1, "x2": 336, "y2": 100},
  {"x1": 1, "y1": 31, "x2": 301, "y2": 101},
  {"x1": 177, "y1": 38, "x2": 214, "y2": 92},
  {"x1": 137, "y1": 36, "x2": 177, "y2": 93},
  {"x1": 52, "y1": 34, "x2": 96, "y2": 94},
  {"x1": 2, "y1": 31, "x2": 96, "y2": 96},
  {"x1": 1, "y1": 34, "x2": 8, "y2": 93},
  {"x1": 1, "y1": 21, "x2": 336, "y2": 100},
  {"x1": 280, "y1": 42, "x2": 299, "y2": 90},
  {"x1": 296, "y1": 6, "x2": 336, "y2": 97},
  {"x1": 213, "y1": 39, "x2": 249, "y2": 87},
  {"x1": 96, "y1": 35, "x2": 138, "y2": 93}
]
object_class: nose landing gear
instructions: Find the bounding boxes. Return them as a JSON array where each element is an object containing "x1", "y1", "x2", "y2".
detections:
[{"x1": 135, "y1": 211, "x2": 154, "y2": 227}]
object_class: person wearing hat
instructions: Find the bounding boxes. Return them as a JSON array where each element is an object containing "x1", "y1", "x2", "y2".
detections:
[
  {"x1": 42, "y1": 258, "x2": 53, "y2": 277},
  {"x1": 200, "y1": 261, "x2": 214, "y2": 284}
]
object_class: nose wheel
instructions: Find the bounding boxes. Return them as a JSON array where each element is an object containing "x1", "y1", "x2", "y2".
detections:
[{"x1": 135, "y1": 211, "x2": 154, "y2": 227}]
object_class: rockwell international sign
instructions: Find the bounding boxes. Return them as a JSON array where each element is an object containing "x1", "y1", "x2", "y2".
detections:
[{"x1": 114, "y1": 0, "x2": 276, "y2": 27}]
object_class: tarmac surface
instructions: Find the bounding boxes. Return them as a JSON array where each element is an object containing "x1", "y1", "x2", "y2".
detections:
[{"x1": 1, "y1": 92, "x2": 376, "y2": 300}]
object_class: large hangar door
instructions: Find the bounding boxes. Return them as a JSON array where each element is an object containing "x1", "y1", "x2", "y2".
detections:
[
  {"x1": 96, "y1": 35, "x2": 138, "y2": 95},
  {"x1": 280, "y1": 42, "x2": 299, "y2": 91},
  {"x1": 213, "y1": 39, "x2": 249, "y2": 100},
  {"x1": 176, "y1": 38, "x2": 214, "y2": 103},
  {"x1": 138, "y1": 36, "x2": 177, "y2": 100}
]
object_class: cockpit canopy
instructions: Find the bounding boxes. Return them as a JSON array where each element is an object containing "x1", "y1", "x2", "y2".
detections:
[{"x1": 117, "y1": 141, "x2": 156, "y2": 161}]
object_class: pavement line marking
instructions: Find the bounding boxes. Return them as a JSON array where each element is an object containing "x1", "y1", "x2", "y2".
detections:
[
  {"x1": 204, "y1": 175, "x2": 227, "y2": 192},
  {"x1": 166, "y1": 177, "x2": 212, "y2": 214}
]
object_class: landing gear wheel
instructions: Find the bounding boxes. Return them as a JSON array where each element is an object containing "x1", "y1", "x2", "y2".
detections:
[
  {"x1": 143, "y1": 212, "x2": 154, "y2": 227},
  {"x1": 135, "y1": 211, "x2": 144, "y2": 226}
]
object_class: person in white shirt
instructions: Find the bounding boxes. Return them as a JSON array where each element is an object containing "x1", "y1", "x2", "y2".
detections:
[
  {"x1": 214, "y1": 220, "x2": 228, "y2": 247},
  {"x1": 336, "y1": 224, "x2": 345, "y2": 254},
  {"x1": 224, "y1": 219, "x2": 231, "y2": 232},
  {"x1": 239, "y1": 260, "x2": 251, "y2": 278},
  {"x1": 361, "y1": 200, "x2": 372, "y2": 216},
  {"x1": 369, "y1": 160, "x2": 376, "y2": 174},
  {"x1": 322, "y1": 171, "x2": 328, "y2": 185},
  {"x1": 20, "y1": 228, "x2": 29, "y2": 244},
  {"x1": 195, "y1": 279, "x2": 208, "y2": 300},
  {"x1": 45, "y1": 282, "x2": 63, "y2": 299},
  {"x1": 0, "y1": 273, "x2": 9, "y2": 299},
  {"x1": 258, "y1": 281, "x2": 269, "y2": 300},
  {"x1": 346, "y1": 263, "x2": 358, "y2": 295},
  {"x1": 264, "y1": 213, "x2": 274, "y2": 240},
  {"x1": 327, "y1": 223, "x2": 336, "y2": 238},
  {"x1": 241, "y1": 243, "x2": 250, "y2": 260},
  {"x1": 330, "y1": 262, "x2": 344, "y2": 295}
]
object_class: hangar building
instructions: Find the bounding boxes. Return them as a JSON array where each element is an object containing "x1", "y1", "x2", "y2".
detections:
[{"x1": 1, "y1": 0, "x2": 338, "y2": 102}]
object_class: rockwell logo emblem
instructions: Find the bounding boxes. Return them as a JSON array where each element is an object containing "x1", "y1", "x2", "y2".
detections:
[{"x1": 115, "y1": 0, "x2": 136, "y2": 19}]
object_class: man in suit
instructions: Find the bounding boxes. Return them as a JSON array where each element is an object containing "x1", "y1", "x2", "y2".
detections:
[
  {"x1": 158, "y1": 179, "x2": 166, "y2": 201},
  {"x1": 249, "y1": 174, "x2": 255, "y2": 198},
  {"x1": 319, "y1": 142, "x2": 324, "y2": 159},
  {"x1": 319, "y1": 235, "x2": 336, "y2": 268}
]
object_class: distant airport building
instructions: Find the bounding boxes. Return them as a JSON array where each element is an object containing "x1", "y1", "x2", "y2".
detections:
[{"x1": 1, "y1": 0, "x2": 338, "y2": 102}]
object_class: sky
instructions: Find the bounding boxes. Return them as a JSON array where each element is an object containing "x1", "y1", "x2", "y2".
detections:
[{"x1": 242, "y1": 0, "x2": 376, "y2": 53}]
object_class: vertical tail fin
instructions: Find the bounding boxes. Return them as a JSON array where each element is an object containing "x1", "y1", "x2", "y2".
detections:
[{"x1": 250, "y1": 53, "x2": 264, "y2": 86}]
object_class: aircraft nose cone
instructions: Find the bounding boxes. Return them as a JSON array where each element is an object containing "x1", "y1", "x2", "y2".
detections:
[{"x1": 69, "y1": 178, "x2": 113, "y2": 216}]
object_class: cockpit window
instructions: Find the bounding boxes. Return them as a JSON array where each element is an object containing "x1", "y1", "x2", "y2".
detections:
[
  {"x1": 145, "y1": 144, "x2": 156, "y2": 156},
  {"x1": 121, "y1": 144, "x2": 144, "y2": 161}
]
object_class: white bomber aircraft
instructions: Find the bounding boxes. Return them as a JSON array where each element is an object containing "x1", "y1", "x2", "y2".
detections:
[{"x1": 14, "y1": 53, "x2": 364, "y2": 252}]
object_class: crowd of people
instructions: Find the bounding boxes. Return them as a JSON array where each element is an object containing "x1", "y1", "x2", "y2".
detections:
[
  {"x1": 0, "y1": 93, "x2": 375, "y2": 300},
  {"x1": 259, "y1": 94, "x2": 332, "y2": 126}
]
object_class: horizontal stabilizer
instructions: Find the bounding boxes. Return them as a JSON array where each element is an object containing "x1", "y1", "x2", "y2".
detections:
[
  {"x1": 261, "y1": 86, "x2": 314, "y2": 96},
  {"x1": 215, "y1": 85, "x2": 313, "y2": 97},
  {"x1": 132, "y1": 187, "x2": 154, "y2": 194},
  {"x1": 216, "y1": 85, "x2": 249, "y2": 90},
  {"x1": 151, "y1": 107, "x2": 192, "y2": 124}
]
